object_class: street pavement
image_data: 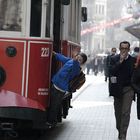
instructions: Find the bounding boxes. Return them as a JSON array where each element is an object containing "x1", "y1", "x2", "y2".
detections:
[{"x1": 40, "y1": 73, "x2": 140, "y2": 140}]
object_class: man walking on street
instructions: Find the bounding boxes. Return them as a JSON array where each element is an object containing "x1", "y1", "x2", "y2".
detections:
[
  {"x1": 104, "y1": 47, "x2": 117, "y2": 82},
  {"x1": 109, "y1": 41, "x2": 136, "y2": 140},
  {"x1": 104, "y1": 47, "x2": 117, "y2": 96}
]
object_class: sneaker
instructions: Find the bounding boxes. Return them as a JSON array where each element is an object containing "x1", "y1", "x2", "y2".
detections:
[
  {"x1": 69, "y1": 105, "x2": 73, "y2": 108},
  {"x1": 46, "y1": 122, "x2": 53, "y2": 128},
  {"x1": 46, "y1": 122, "x2": 57, "y2": 128}
]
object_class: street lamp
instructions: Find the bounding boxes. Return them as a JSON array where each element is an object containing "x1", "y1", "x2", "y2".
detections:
[{"x1": 127, "y1": 4, "x2": 133, "y2": 14}]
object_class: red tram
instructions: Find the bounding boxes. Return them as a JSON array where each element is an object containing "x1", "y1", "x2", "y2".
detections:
[{"x1": 0, "y1": 0, "x2": 87, "y2": 132}]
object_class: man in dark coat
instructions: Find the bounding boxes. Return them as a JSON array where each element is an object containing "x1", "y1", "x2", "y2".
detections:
[{"x1": 109, "y1": 41, "x2": 136, "y2": 140}]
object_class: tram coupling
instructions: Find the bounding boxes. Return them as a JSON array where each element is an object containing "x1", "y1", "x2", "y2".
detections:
[{"x1": 0, "y1": 122, "x2": 18, "y2": 138}]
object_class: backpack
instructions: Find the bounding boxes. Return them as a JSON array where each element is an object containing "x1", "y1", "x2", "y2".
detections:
[{"x1": 69, "y1": 71, "x2": 86, "y2": 93}]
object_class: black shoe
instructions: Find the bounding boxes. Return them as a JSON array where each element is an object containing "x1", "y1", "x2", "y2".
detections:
[
  {"x1": 63, "y1": 115, "x2": 67, "y2": 119},
  {"x1": 118, "y1": 134, "x2": 126, "y2": 140},
  {"x1": 118, "y1": 138, "x2": 126, "y2": 140},
  {"x1": 69, "y1": 105, "x2": 73, "y2": 108}
]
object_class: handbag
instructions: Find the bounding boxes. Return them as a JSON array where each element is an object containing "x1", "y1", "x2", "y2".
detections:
[
  {"x1": 69, "y1": 71, "x2": 86, "y2": 93},
  {"x1": 109, "y1": 76, "x2": 122, "y2": 98}
]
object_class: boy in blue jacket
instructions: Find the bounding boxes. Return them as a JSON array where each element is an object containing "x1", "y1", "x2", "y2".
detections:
[{"x1": 47, "y1": 51, "x2": 87, "y2": 126}]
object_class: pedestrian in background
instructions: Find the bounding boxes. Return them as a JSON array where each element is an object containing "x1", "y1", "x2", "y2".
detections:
[
  {"x1": 131, "y1": 55, "x2": 140, "y2": 120},
  {"x1": 104, "y1": 47, "x2": 117, "y2": 82},
  {"x1": 93, "y1": 56, "x2": 99, "y2": 75},
  {"x1": 109, "y1": 41, "x2": 136, "y2": 140},
  {"x1": 131, "y1": 46, "x2": 140, "y2": 58},
  {"x1": 86, "y1": 55, "x2": 91, "y2": 75}
]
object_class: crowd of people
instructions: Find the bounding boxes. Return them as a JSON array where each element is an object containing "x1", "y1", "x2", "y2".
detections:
[
  {"x1": 84, "y1": 41, "x2": 140, "y2": 140},
  {"x1": 86, "y1": 54, "x2": 106, "y2": 76},
  {"x1": 46, "y1": 41, "x2": 140, "y2": 140}
]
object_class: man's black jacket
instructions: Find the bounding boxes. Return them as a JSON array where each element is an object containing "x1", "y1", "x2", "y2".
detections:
[{"x1": 109, "y1": 54, "x2": 136, "y2": 98}]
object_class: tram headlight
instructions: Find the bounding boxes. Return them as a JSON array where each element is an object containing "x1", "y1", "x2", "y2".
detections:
[
  {"x1": 0, "y1": 66, "x2": 6, "y2": 87},
  {"x1": 6, "y1": 46, "x2": 17, "y2": 57}
]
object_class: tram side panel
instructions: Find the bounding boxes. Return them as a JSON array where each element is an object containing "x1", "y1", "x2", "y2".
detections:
[
  {"x1": 0, "y1": 40, "x2": 26, "y2": 107},
  {"x1": 0, "y1": 39, "x2": 53, "y2": 122},
  {"x1": 27, "y1": 41, "x2": 52, "y2": 110}
]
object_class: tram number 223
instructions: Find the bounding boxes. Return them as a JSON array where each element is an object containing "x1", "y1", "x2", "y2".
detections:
[{"x1": 41, "y1": 47, "x2": 49, "y2": 57}]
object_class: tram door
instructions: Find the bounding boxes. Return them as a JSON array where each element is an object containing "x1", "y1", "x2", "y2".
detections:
[
  {"x1": 27, "y1": 0, "x2": 53, "y2": 109},
  {"x1": 30, "y1": 0, "x2": 52, "y2": 38}
]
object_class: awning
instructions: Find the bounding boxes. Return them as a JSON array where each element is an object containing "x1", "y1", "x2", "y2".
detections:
[{"x1": 125, "y1": 23, "x2": 140, "y2": 39}]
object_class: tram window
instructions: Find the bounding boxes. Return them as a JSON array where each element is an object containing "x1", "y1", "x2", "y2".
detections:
[
  {"x1": 45, "y1": 0, "x2": 51, "y2": 37},
  {"x1": 68, "y1": 0, "x2": 80, "y2": 42},
  {"x1": 30, "y1": 0, "x2": 42, "y2": 37},
  {"x1": 0, "y1": 0, "x2": 22, "y2": 32}
]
